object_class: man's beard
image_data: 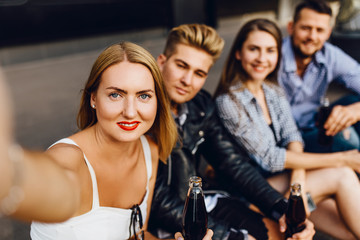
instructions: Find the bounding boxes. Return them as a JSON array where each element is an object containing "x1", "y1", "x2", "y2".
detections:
[{"x1": 291, "y1": 38, "x2": 314, "y2": 59}]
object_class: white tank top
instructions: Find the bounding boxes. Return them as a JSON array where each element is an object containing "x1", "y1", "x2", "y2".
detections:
[{"x1": 30, "y1": 135, "x2": 152, "y2": 240}]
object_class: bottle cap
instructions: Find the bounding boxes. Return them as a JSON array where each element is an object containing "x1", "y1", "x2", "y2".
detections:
[
  {"x1": 189, "y1": 176, "x2": 202, "y2": 187},
  {"x1": 290, "y1": 182, "x2": 302, "y2": 196}
]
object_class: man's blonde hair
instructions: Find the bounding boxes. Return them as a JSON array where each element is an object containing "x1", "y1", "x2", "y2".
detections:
[{"x1": 163, "y1": 24, "x2": 224, "y2": 62}]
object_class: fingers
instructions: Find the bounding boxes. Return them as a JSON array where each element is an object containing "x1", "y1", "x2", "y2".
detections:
[
  {"x1": 203, "y1": 229, "x2": 214, "y2": 240},
  {"x1": 279, "y1": 215, "x2": 287, "y2": 233},
  {"x1": 289, "y1": 219, "x2": 315, "y2": 240},
  {"x1": 345, "y1": 150, "x2": 360, "y2": 173},
  {"x1": 174, "y1": 232, "x2": 183, "y2": 240},
  {"x1": 248, "y1": 235, "x2": 256, "y2": 240},
  {"x1": 325, "y1": 106, "x2": 356, "y2": 136}
]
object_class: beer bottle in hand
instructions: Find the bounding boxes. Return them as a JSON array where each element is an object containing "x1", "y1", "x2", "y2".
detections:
[
  {"x1": 285, "y1": 183, "x2": 306, "y2": 239},
  {"x1": 317, "y1": 97, "x2": 333, "y2": 146},
  {"x1": 182, "y1": 176, "x2": 208, "y2": 240}
]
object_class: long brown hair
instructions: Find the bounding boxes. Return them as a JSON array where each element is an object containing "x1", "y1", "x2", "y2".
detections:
[
  {"x1": 214, "y1": 18, "x2": 282, "y2": 97},
  {"x1": 77, "y1": 42, "x2": 177, "y2": 162}
]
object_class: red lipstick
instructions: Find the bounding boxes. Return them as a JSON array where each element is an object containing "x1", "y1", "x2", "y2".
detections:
[{"x1": 117, "y1": 121, "x2": 140, "y2": 131}]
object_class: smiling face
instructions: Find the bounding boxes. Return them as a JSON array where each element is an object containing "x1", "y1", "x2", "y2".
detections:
[
  {"x1": 236, "y1": 30, "x2": 279, "y2": 82},
  {"x1": 289, "y1": 8, "x2": 331, "y2": 58},
  {"x1": 157, "y1": 44, "x2": 213, "y2": 111},
  {"x1": 91, "y1": 61, "x2": 157, "y2": 142}
]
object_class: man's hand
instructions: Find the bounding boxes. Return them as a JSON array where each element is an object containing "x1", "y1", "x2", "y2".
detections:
[
  {"x1": 279, "y1": 216, "x2": 315, "y2": 240},
  {"x1": 324, "y1": 103, "x2": 360, "y2": 136}
]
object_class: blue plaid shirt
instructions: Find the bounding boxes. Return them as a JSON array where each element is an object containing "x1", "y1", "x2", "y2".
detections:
[
  {"x1": 215, "y1": 82, "x2": 303, "y2": 173},
  {"x1": 279, "y1": 37, "x2": 360, "y2": 129}
]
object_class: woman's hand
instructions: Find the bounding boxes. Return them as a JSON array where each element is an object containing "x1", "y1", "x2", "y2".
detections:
[
  {"x1": 341, "y1": 149, "x2": 360, "y2": 173},
  {"x1": 289, "y1": 219, "x2": 315, "y2": 240},
  {"x1": 279, "y1": 216, "x2": 315, "y2": 240},
  {"x1": 175, "y1": 229, "x2": 213, "y2": 240}
]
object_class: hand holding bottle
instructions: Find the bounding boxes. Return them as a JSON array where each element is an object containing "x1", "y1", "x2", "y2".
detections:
[
  {"x1": 182, "y1": 176, "x2": 208, "y2": 240},
  {"x1": 279, "y1": 217, "x2": 315, "y2": 240},
  {"x1": 279, "y1": 183, "x2": 315, "y2": 240}
]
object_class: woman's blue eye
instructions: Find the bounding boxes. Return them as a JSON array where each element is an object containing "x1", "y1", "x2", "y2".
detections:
[
  {"x1": 139, "y1": 94, "x2": 151, "y2": 100},
  {"x1": 110, "y1": 93, "x2": 120, "y2": 98}
]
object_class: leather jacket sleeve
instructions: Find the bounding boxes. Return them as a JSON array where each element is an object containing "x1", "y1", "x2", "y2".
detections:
[
  {"x1": 196, "y1": 93, "x2": 285, "y2": 217},
  {"x1": 148, "y1": 91, "x2": 286, "y2": 239}
]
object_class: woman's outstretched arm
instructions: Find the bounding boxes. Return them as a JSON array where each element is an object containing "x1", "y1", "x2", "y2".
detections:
[{"x1": 0, "y1": 68, "x2": 80, "y2": 223}]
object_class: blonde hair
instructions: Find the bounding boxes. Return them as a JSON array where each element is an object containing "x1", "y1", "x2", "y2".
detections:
[
  {"x1": 77, "y1": 42, "x2": 177, "y2": 162},
  {"x1": 163, "y1": 23, "x2": 224, "y2": 62}
]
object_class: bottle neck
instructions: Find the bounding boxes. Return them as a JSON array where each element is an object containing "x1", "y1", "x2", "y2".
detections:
[
  {"x1": 189, "y1": 176, "x2": 202, "y2": 188},
  {"x1": 187, "y1": 176, "x2": 204, "y2": 198},
  {"x1": 320, "y1": 97, "x2": 330, "y2": 107},
  {"x1": 290, "y1": 183, "x2": 302, "y2": 197}
]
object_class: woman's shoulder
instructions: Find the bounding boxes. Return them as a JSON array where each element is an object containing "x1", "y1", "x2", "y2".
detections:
[
  {"x1": 216, "y1": 85, "x2": 248, "y2": 106},
  {"x1": 215, "y1": 87, "x2": 241, "y2": 104},
  {"x1": 215, "y1": 92, "x2": 234, "y2": 113},
  {"x1": 46, "y1": 136, "x2": 85, "y2": 172}
]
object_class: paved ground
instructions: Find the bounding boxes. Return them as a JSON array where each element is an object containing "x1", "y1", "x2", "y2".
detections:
[{"x1": 0, "y1": 11, "x2": 338, "y2": 240}]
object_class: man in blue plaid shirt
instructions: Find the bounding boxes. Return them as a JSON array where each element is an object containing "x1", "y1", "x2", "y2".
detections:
[{"x1": 279, "y1": 0, "x2": 360, "y2": 153}]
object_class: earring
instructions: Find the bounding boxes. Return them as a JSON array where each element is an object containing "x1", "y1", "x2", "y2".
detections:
[{"x1": 92, "y1": 104, "x2": 96, "y2": 109}]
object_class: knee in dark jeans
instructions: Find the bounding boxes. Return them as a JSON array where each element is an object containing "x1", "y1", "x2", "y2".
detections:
[{"x1": 332, "y1": 127, "x2": 360, "y2": 151}]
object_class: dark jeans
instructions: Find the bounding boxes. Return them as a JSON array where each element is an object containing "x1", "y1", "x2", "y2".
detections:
[{"x1": 302, "y1": 94, "x2": 360, "y2": 153}]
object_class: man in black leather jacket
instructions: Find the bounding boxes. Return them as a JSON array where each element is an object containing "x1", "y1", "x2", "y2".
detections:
[{"x1": 148, "y1": 24, "x2": 314, "y2": 240}]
